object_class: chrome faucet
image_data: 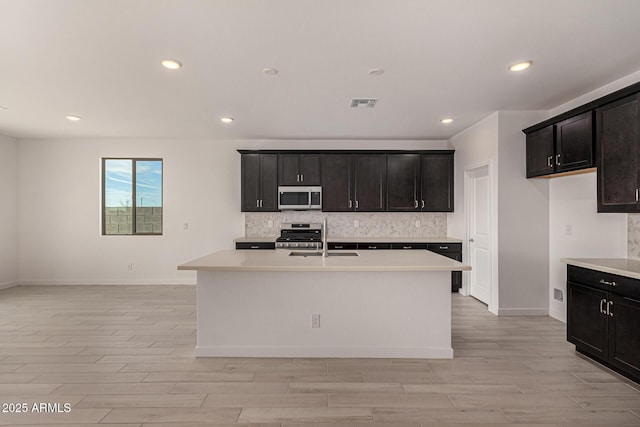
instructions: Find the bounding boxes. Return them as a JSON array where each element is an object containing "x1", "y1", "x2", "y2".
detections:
[{"x1": 322, "y1": 218, "x2": 328, "y2": 258}]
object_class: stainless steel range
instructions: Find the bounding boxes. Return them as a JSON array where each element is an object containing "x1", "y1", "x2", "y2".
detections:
[{"x1": 275, "y1": 223, "x2": 322, "y2": 249}]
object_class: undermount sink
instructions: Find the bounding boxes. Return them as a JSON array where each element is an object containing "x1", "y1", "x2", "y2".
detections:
[{"x1": 288, "y1": 251, "x2": 359, "y2": 257}]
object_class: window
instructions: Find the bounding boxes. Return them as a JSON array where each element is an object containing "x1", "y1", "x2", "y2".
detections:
[{"x1": 102, "y1": 158, "x2": 163, "y2": 235}]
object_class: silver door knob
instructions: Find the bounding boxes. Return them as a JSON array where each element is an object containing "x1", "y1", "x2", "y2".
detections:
[{"x1": 469, "y1": 238, "x2": 474, "y2": 242}]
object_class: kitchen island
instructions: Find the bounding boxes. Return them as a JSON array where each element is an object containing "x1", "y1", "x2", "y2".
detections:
[{"x1": 178, "y1": 249, "x2": 470, "y2": 359}]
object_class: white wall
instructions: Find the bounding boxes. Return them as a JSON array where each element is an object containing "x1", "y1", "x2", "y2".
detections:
[
  {"x1": 549, "y1": 173, "x2": 627, "y2": 321},
  {"x1": 17, "y1": 138, "x2": 446, "y2": 285},
  {"x1": 0, "y1": 134, "x2": 19, "y2": 289},
  {"x1": 448, "y1": 113, "x2": 499, "y2": 311},
  {"x1": 496, "y1": 111, "x2": 550, "y2": 315}
]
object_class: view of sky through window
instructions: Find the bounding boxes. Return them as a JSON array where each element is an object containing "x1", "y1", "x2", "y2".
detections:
[{"x1": 104, "y1": 159, "x2": 162, "y2": 208}]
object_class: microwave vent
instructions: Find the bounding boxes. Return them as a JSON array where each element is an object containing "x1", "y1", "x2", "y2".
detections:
[{"x1": 350, "y1": 98, "x2": 378, "y2": 108}]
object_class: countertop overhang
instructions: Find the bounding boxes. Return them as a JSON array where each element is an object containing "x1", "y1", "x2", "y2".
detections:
[
  {"x1": 179, "y1": 249, "x2": 471, "y2": 272},
  {"x1": 562, "y1": 258, "x2": 640, "y2": 280}
]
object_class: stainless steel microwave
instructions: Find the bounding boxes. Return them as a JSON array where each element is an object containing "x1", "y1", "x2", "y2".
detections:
[{"x1": 278, "y1": 186, "x2": 322, "y2": 210}]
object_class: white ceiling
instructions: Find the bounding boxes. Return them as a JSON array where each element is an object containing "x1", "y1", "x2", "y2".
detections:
[{"x1": 1, "y1": 0, "x2": 640, "y2": 140}]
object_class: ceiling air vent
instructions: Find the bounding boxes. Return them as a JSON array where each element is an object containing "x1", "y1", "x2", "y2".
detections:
[{"x1": 350, "y1": 98, "x2": 378, "y2": 108}]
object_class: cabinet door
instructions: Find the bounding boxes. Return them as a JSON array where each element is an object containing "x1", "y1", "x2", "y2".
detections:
[
  {"x1": 387, "y1": 154, "x2": 420, "y2": 211},
  {"x1": 556, "y1": 112, "x2": 594, "y2": 173},
  {"x1": 278, "y1": 154, "x2": 301, "y2": 185},
  {"x1": 321, "y1": 154, "x2": 353, "y2": 211},
  {"x1": 526, "y1": 125, "x2": 555, "y2": 178},
  {"x1": 241, "y1": 154, "x2": 261, "y2": 212},
  {"x1": 597, "y1": 94, "x2": 640, "y2": 212},
  {"x1": 259, "y1": 154, "x2": 278, "y2": 211},
  {"x1": 567, "y1": 282, "x2": 608, "y2": 360},
  {"x1": 300, "y1": 154, "x2": 321, "y2": 185},
  {"x1": 608, "y1": 294, "x2": 640, "y2": 380},
  {"x1": 421, "y1": 154, "x2": 454, "y2": 212},
  {"x1": 354, "y1": 154, "x2": 386, "y2": 211}
]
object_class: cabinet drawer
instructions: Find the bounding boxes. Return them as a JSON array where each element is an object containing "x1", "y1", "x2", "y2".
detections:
[
  {"x1": 235, "y1": 242, "x2": 275, "y2": 250},
  {"x1": 427, "y1": 243, "x2": 462, "y2": 253},
  {"x1": 328, "y1": 242, "x2": 358, "y2": 250},
  {"x1": 358, "y1": 243, "x2": 392, "y2": 250},
  {"x1": 567, "y1": 265, "x2": 640, "y2": 300},
  {"x1": 390, "y1": 243, "x2": 428, "y2": 250}
]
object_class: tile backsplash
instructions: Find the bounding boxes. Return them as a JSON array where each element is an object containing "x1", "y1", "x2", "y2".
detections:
[
  {"x1": 629, "y1": 214, "x2": 640, "y2": 259},
  {"x1": 245, "y1": 212, "x2": 447, "y2": 238}
]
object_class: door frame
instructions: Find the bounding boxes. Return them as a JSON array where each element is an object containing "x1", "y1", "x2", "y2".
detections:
[{"x1": 463, "y1": 161, "x2": 498, "y2": 315}]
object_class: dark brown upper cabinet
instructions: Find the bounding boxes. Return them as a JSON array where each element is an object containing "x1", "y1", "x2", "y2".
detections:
[
  {"x1": 421, "y1": 153, "x2": 454, "y2": 212},
  {"x1": 387, "y1": 154, "x2": 420, "y2": 211},
  {"x1": 240, "y1": 153, "x2": 278, "y2": 212},
  {"x1": 597, "y1": 94, "x2": 640, "y2": 212},
  {"x1": 278, "y1": 153, "x2": 321, "y2": 185},
  {"x1": 525, "y1": 111, "x2": 594, "y2": 178},
  {"x1": 321, "y1": 153, "x2": 353, "y2": 211},
  {"x1": 353, "y1": 154, "x2": 386, "y2": 211},
  {"x1": 321, "y1": 153, "x2": 386, "y2": 212},
  {"x1": 386, "y1": 153, "x2": 454, "y2": 212},
  {"x1": 526, "y1": 125, "x2": 555, "y2": 178}
]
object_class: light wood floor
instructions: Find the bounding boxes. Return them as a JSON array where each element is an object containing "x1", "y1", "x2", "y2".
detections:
[{"x1": 0, "y1": 285, "x2": 639, "y2": 426}]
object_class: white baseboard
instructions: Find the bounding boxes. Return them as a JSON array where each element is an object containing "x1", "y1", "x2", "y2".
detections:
[
  {"x1": 549, "y1": 307, "x2": 566, "y2": 323},
  {"x1": 196, "y1": 345, "x2": 454, "y2": 359},
  {"x1": 0, "y1": 281, "x2": 19, "y2": 290},
  {"x1": 495, "y1": 307, "x2": 549, "y2": 316},
  {"x1": 18, "y1": 279, "x2": 196, "y2": 286}
]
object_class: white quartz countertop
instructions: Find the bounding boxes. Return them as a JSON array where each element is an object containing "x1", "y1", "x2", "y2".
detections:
[
  {"x1": 562, "y1": 258, "x2": 640, "y2": 280},
  {"x1": 179, "y1": 249, "x2": 471, "y2": 272},
  {"x1": 234, "y1": 236, "x2": 462, "y2": 243}
]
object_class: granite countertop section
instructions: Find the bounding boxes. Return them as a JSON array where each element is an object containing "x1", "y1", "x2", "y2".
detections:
[
  {"x1": 235, "y1": 236, "x2": 462, "y2": 243},
  {"x1": 562, "y1": 258, "x2": 640, "y2": 280},
  {"x1": 179, "y1": 249, "x2": 471, "y2": 272}
]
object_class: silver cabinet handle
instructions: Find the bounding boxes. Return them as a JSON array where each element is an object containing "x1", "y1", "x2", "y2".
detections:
[
  {"x1": 256, "y1": 199, "x2": 260, "y2": 208},
  {"x1": 259, "y1": 199, "x2": 263, "y2": 208},
  {"x1": 608, "y1": 301, "x2": 614, "y2": 317},
  {"x1": 547, "y1": 156, "x2": 552, "y2": 167},
  {"x1": 334, "y1": 245, "x2": 343, "y2": 249},
  {"x1": 599, "y1": 279, "x2": 617, "y2": 287},
  {"x1": 403, "y1": 246, "x2": 412, "y2": 249},
  {"x1": 421, "y1": 200, "x2": 425, "y2": 209},
  {"x1": 556, "y1": 154, "x2": 561, "y2": 166},
  {"x1": 636, "y1": 188, "x2": 639, "y2": 202},
  {"x1": 355, "y1": 200, "x2": 359, "y2": 209},
  {"x1": 600, "y1": 298, "x2": 606, "y2": 314},
  {"x1": 414, "y1": 200, "x2": 418, "y2": 209},
  {"x1": 250, "y1": 245, "x2": 260, "y2": 249},
  {"x1": 301, "y1": 174, "x2": 304, "y2": 182},
  {"x1": 439, "y1": 246, "x2": 449, "y2": 250},
  {"x1": 348, "y1": 200, "x2": 352, "y2": 208}
]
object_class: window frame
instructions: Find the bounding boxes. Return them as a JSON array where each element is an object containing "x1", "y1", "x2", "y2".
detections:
[{"x1": 101, "y1": 157, "x2": 164, "y2": 236}]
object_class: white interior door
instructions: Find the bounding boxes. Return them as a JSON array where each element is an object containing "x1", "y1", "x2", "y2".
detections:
[{"x1": 468, "y1": 166, "x2": 491, "y2": 305}]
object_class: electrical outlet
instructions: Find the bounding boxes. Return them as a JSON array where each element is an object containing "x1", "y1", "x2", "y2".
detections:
[
  {"x1": 354, "y1": 220, "x2": 359, "y2": 228},
  {"x1": 311, "y1": 314, "x2": 321, "y2": 328},
  {"x1": 127, "y1": 263, "x2": 133, "y2": 271},
  {"x1": 553, "y1": 288, "x2": 563, "y2": 301},
  {"x1": 415, "y1": 220, "x2": 421, "y2": 228}
]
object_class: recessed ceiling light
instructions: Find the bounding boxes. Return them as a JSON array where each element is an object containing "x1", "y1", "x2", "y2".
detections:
[
  {"x1": 263, "y1": 67, "x2": 278, "y2": 76},
  {"x1": 65, "y1": 115, "x2": 81, "y2": 121},
  {"x1": 441, "y1": 118, "x2": 453, "y2": 124},
  {"x1": 220, "y1": 116, "x2": 234, "y2": 123},
  {"x1": 161, "y1": 59, "x2": 182, "y2": 70},
  {"x1": 369, "y1": 68, "x2": 384, "y2": 76},
  {"x1": 509, "y1": 61, "x2": 532, "y2": 72}
]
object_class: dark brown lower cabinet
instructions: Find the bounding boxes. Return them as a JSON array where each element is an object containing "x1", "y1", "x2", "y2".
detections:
[{"x1": 567, "y1": 266, "x2": 640, "y2": 383}]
